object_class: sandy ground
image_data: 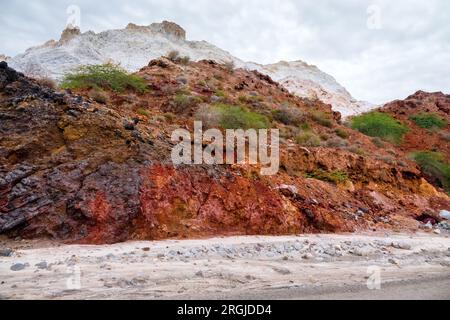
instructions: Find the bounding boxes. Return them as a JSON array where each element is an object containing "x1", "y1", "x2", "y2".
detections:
[{"x1": 0, "y1": 232, "x2": 449, "y2": 300}]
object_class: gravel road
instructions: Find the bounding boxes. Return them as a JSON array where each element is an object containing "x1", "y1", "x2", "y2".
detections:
[{"x1": 0, "y1": 233, "x2": 449, "y2": 300}]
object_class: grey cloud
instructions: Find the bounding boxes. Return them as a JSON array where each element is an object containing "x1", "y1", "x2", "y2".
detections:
[{"x1": 0, "y1": 0, "x2": 448, "y2": 104}]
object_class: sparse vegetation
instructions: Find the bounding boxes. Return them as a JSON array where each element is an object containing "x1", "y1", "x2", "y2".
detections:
[
  {"x1": 335, "y1": 128, "x2": 349, "y2": 139},
  {"x1": 224, "y1": 61, "x2": 235, "y2": 74},
  {"x1": 272, "y1": 104, "x2": 305, "y2": 126},
  {"x1": 167, "y1": 50, "x2": 190, "y2": 65},
  {"x1": 238, "y1": 94, "x2": 264, "y2": 105},
  {"x1": 167, "y1": 50, "x2": 180, "y2": 61},
  {"x1": 351, "y1": 112, "x2": 409, "y2": 145},
  {"x1": 346, "y1": 145, "x2": 366, "y2": 156},
  {"x1": 326, "y1": 137, "x2": 349, "y2": 148},
  {"x1": 411, "y1": 151, "x2": 450, "y2": 193},
  {"x1": 214, "y1": 90, "x2": 229, "y2": 100},
  {"x1": 197, "y1": 104, "x2": 270, "y2": 130},
  {"x1": 371, "y1": 137, "x2": 386, "y2": 148},
  {"x1": 306, "y1": 169, "x2": 349, "y2": 185},
  {"x1": 409, "y1": 113, "x2": 447, "y2": 130},
  {"x1": 295, "y1": 131, "x2": 322, "y2": 147},
  {"x1": 172, "y1": 93, "x2": 203, "y2": 113},
  {"x1": 179, "y1": 56, "x2": 191, "y2": 65},
  {"x1": 311, "y1": 111, "x2": 333, "y2": 128},
  {"x1": 137, "y1": 108, "x2": 150, "y2": 117},
  {"x1": 438, "y1": 131, "x2": 450, "y2": 142},
  {"x1": 376, "y1": 155, "x2": 396, "y2": 165},
  {"x1": 88, "y1": 89, "x2": 109, "y2": 104},
  {"x1": 217, "y1": 104, "x2": 270, "y2": 130},
  {"x1": 61, "y1": 64, "x2": 148, "y2": 93},
  {"x1": 279, "y1": 126, "x2": 301, "y2": 140},
  {"x1": 36, "y1": 77, "x2": 57, "y2": 89}
]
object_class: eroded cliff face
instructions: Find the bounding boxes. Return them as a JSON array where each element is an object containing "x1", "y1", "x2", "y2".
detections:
[{"x1": 0, "y1": 60, "x2": 448, "y2": 244}]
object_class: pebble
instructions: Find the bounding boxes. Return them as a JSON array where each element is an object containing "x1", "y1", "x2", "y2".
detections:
[
  {"x1": 0, "y1": 249, "x2": 13, "y2": 257},
  {"x1": 438, "y1": 221, "x2": 450, "y2": 231},
  {"x1": 433, "y1": 229, "x2": 441, "y2": 235},
  {"x1": 272, "y1": 267, "x2": 291, "y2": 275},
  {"x1": 302, "y1": 253, "x2": 313, "y2": 260},
  {"x1": 351, "y1": 247, "x2": 373, "y2": 257},
  {"x1": 388, "y1": 258, "x2": 400, "y2": 266},
  {"x1": 35, "y1": 261, "x2": 48, "y2": 270},
  {"x1": 391, "y1": 242, "x2": 412, "y2": 250},
  {"x1": 195, "y1": 271, "x2": 204, "y2": 278},
  {"x1": 423, "y1": 222, "x2": 433, "y2": 230},
  {"x1": 10, "y1": 263, "x2": 29, "y2": 271}
]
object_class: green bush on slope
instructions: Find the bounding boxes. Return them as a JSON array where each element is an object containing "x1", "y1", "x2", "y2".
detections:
[
  {"x1": 351, "y1": 112, "x2": 409, "y2": 145},
  {"x1": 409, "y1": 113, "x2": 447, "y2": 129},
  {"x1": 61, "y1": 64, "x2": 148, "y2": 93},
  {"x1": 411, "y1": 151, "x2": 450, "y2": 193}
]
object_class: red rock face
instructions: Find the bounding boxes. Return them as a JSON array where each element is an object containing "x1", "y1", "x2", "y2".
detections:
[
  {"x1": 1, "y1": 61, "x2": 449, "y2": 244},
  {"x1": 135, "y1": 165, "x2": 302, "y2": 240}
]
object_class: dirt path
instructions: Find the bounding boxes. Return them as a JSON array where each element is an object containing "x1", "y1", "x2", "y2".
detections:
[{"x1": 0, "y1": 233, "x2": 449, "y2": 300}]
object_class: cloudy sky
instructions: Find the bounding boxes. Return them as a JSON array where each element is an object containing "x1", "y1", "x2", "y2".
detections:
[{"x1": 0, "y1": 0, "x2": 449, "y2": 104}]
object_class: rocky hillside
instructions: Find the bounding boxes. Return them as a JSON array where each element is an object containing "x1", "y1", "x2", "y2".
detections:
[
  {"x1": 375, "y1": 91, "x2": 450, "y2": 194},
  {"x1": 7, "y1": 21, "x2": 372, "y2": 117},
  {"x1": 1, "y1": 59, "x2": 448, "y2": 244},
  {"x1": 381, "y1": 91, "x2": 450, "y2": 160}
]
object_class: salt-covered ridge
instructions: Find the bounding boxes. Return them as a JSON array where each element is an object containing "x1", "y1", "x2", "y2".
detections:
[{"x1": 8, "y1": 21, "x2": 374, "y2": 116}]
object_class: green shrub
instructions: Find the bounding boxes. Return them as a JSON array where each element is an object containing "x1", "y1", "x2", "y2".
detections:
[
  {"x1": 61, "y1": 64, "x2": 148, "y2": 93},
  {"x1": 351, "y1": 112, "x2": 409, "y2": 144},
  {"x1": 137, "y1": 108, "x2": 150, "y2": 117},
  {"x1": 198, "y1": 104, "x2": 269, "y2": 130},
  {"x1": 36, "y1": 77, "x2": 57, "y2": 89},
  {"x1": 214, "y1": 90, "x2": 229, "y2": 99},
  {"x1": 272, "y1": 104, "x2": 305, "y2": 126},
  {"x1": 306, "y1": 169, "x2": 349, "y2": 184},
  {"x1": 411, "y1": 151, "x2": 450, "y2": 193},
  {"x1": 172, "y1": 93, "x2": 203, "y2": 113},
  {"x1": 179, "y1": 56, "x2": 191, "y2": 65},
  {"x1": 295, "y1": 131, "x2": 322, "y2": 147},
  {"x1": 335, "y1": 128, "x2": 349, "y2": 139},
  {"x1": 409, "y1": 113, "x2": 447, "y2": 129},
  {"x1": 224, "y1": 61, "x2": 235, "y2": 74},
  {"x1": 300, "y1": 122, "x2": 311, "y2": 131},
  {"x1": 167, "y1": 50, "x2": 180, "y2": 61},
  {"x1": 238, "y1": 94, "x2": 264, "y2": 104},
  {"x1": 346, "y1": 145, "x2": 366, "y2": 156},
  {"x1": 215, "y1": 104, "x2": 269, "y2": 129},
  {"x1": 326, "y1": 137, "x2": 349, "y2": 148},
  {"x1": 371, "y1": 137, "x2": 386, "y2": 148},
  {"x1": 311, "y1": 111, "x2": 333, "y2": 128}
]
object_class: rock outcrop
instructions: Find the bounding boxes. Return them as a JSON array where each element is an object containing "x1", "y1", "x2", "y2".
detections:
[
  {"x1": 1, "y1": 61, "x2": 447, "y2": 244},
  {"x1": 59, "y1": 26, "x2": 82, "y2": 43}
]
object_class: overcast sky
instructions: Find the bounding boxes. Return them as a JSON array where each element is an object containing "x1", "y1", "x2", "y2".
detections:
[{"x1": 0, "y1": 0, "x2": 449, "y2": 104}]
